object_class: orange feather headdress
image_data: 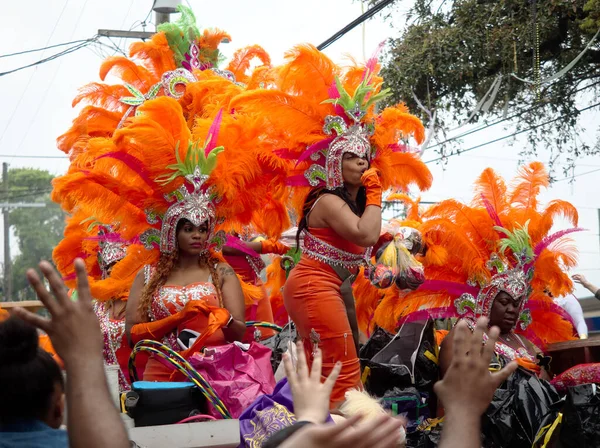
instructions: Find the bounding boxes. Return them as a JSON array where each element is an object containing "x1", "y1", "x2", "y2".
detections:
[
  {"x1": 367, "y1": 162, "x2": 581, "y2": 346},
  {"x1": 52, "y1": 7, "x2": 286, "y2": 298},
  {"x1": 230, "y1": 44, "x2": 432, "y2": 216}
]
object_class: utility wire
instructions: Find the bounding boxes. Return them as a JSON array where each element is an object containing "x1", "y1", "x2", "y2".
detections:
[
  {"x1": 424, "y1": 101, "x2": 600, "y2": 164},
  {"x1": 317, "y1": 0, "x2": 396, "y2": 50},
  {"x1": 427, "y1": 79, "x2": 600, "y2": 150},
  {"x1": 0, "y1": 38, "x2": 94, "y2": 59},
  {"x1": 0, "y1": 38, "x2": 98, "y2": 77}
]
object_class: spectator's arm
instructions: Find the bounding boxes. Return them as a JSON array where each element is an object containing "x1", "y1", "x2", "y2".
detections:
[{"x1": 15, "y1": 260, "x2": 130, "y2": 448}]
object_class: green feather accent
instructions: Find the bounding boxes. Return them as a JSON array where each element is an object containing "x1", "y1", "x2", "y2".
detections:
[
  {"x1": 322, "y1": 72, "x2": 392, "y2": 118},
  {"x1": 158, "y1": 5, "x2": 200, "y2": 67},
  {"x1": 155, "y1": 140, "x2": 225, "y2": 186},
  {"x1": 494, "y1": 221, "x2": 534, "y2": 261}
]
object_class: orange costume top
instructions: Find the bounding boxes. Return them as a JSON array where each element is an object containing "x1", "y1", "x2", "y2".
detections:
[
  {"x1": 284, "y1": 227, "x2": 369, "y2": 406},
  {"x1": 142, "y1": 265, "x2": 226, "y2": 381},
  {"x1": 224, "y1": 253, "x2": 275, "y2": 342}
]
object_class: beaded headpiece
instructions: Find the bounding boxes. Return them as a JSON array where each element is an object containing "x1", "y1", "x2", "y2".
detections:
[
  {"x1": 455, "y1": 223, "x2": 535, "y2": 331},
  {"x1": 97, "y1": 224, "x2": 128, "y2": 277},
  {"x1": 139, "y1": 110, "x2": 226, "y2": 255}
]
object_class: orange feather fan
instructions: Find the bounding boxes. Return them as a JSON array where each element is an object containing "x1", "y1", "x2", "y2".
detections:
[{"x1": 365, "y1": 162, "x2": 578, "y2": 345}]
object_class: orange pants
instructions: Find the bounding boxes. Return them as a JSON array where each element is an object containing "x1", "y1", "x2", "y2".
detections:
[{"x1": 283, "y1": 257, "x2": 361, "y2": 406}]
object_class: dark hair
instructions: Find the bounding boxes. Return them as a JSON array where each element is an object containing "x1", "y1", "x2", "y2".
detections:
[
  {"x1": 0, "y1": 317, "x2": 64, "y2": 424},
  {"x1": 296, "y1": 186, "x2": 367, "y2": 248}
]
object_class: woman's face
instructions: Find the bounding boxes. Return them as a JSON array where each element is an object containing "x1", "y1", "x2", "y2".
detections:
[
  {"x1": 341, "y1": 152, "x2": 369, "y2": 187},
  {"x1": 489, "y1": 291, "x2": 523, "y2": 334},
  {"x1": 176, "y1": 219, "x2": 209, "y2": 255}
]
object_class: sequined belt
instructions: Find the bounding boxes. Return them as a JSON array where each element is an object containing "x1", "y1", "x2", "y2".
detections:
[{"x1": 301, "y1": 230, "x2": 368, "y2": 269}]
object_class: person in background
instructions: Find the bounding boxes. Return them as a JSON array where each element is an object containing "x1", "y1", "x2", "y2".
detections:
[
  {"x1": 11, "y1": 259, "x2": 130, "y2": 448},
  {"x1": 0, "y1": 317, "x2": 67, "y2": 448},
  {"x1": 573, "y1": 273, "x2": 600, "y2": 300}
]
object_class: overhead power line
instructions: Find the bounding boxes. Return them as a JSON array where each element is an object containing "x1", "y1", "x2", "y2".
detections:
[
  {"x1": 317, "y1": 0, "x2": 396, "y2": 50},
  {"x1": 424, "y1": 101, "x2": 600, "y2": 164},
  {"x1": 427, "y1": 79, "x2": 600, "y2": 150},
  {"x1": 0, "y1": 38, "x2": 94, "y2": 59},
  {"x1": 0, "y1": 37, "x2": 98, "y2": 77}
]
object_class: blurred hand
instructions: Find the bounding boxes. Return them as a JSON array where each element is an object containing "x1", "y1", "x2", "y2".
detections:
[
  {"x1": 434, "y1": 317, "x2": 517, "y2": 417},
  {"x1": 14, "y1": 259, "x2": 103, "y2": 367},
  {"x1": 280, "y1": 414, "x2": 404, "y2": 448},
  {"x1": 282, "y1": 341, "x2": 341, "y2": 425}
]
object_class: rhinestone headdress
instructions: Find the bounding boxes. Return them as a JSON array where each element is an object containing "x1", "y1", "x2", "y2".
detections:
[
  {"x1": 97, "y1": 225, "x2": 128, "y2": 277},
  {"x1": 303, "y1": 74, "x2": 388, "y2": 189},
  {"x1": 140, "y1": 111, "x2": 226, "y2": 254}
]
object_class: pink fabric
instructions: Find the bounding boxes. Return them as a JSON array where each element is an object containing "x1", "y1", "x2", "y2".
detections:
[{"x1": 189, "y1": 342, "x2": 276, "y2": 418}]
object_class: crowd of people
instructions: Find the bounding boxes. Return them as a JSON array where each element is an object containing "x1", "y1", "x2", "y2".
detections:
[{"x1": 1, "y1": 5, "x2": 599, "y2": 447}]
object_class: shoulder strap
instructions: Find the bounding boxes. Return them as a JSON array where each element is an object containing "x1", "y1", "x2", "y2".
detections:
[
  {"x1": 143, "y1": 265, "x2": 154, "y2": 285},
  {"x1": 306, "y1": 194, "x2": 328, "y2": 227}
]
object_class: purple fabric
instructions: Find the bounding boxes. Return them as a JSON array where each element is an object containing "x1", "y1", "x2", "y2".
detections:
[{"x1": 238, "y1": 379, "x2": 334, "y2": 448}]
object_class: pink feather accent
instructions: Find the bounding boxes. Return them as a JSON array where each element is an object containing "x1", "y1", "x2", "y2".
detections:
[
  {"x1": 224, "y1": 235, "x2": 260, "y2": 258},
  {"x1": 273, "y1": 148, "x2": 298, "y2": 160},
  {"x1": 96, "y1": 152, "x2": 153, "y2": 186},
  {"x1": 62, "y1": 273, "x2": 77, "y2": 281},
  {"x1": 204, "y1": 108, "x2": 223, "y2": 156},
  {"x1": 328, "y1": 80, "x2": 340, "y2": 100},
  {"x1": 398, "y1": 307, "x2": 457, "y2": 326},
  {"x1": 286, "y1": 174, "x2": 315, "y2": 187},
  {"x1": 364, "y1": 40, "x2": 386, "y2": 79},
  {"x1": 296, "y1": 138, "x2": 334, "y2": 165},
  {"x1": 388, "y1": 143, "x2": 409, "y2": 153},
  {"x1": 481, "y1": 194, "x2": 503, "y2": 226},
  {"x1": 534, "y1": 228, "x2": 585, "y2": 257},
  {"x1": 420, "y1": 280, "x2": 480, "y2": 297}
]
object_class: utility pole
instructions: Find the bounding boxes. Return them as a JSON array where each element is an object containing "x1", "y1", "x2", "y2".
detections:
[
  {"x1": 98, "y1": 0, "x2": 181, "y2": 40},
  {"x1": 1, "y1": 163, "x2": 46, "y2": 302},
  {"x1": 2, "y1": 163, "x2": 10, "y2": 302}
]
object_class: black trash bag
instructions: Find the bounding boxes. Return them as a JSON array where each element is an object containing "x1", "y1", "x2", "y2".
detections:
[
  {"x1": 359, "y1": 320, "x2": 438, "y2": 397},
  {"x1": 482, "y1": 367, "x2": 562, "y2": 448},
  {"x1": 260, "y1": 322, "x2": 297, "y2": 372},
  {"x1": 559, "y1": 383, "x2": 600, "y2": 448},
  {"x1": 380, "y1": 387, "x2": 430, "y2": 433},
  {"x1": 405, "y1": 420, "x2": 443, "y2": 448}
]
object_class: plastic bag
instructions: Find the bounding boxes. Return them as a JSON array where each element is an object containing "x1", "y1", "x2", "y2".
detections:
[
  {"x1": 559, "y1": 383, "x2": 600, "y2": 448},
  {"x1": 482, "y1": 367, "x2": 561, "y2": 448},
  {"x1": 260, "y1": 321, "x2": 297, "y2": 373},
  {"x1": 188, "y1": 342, "x2": 276, "y2": 419},
  {"x1": 359, "y1": 320, "x2": 438, "y2": 397},
  {"x1": 381, "y1": 387, "x2": 430, "y2": 433},
  {"x1": 405, "y1": 419, "x2": 443, "y2": 448}
]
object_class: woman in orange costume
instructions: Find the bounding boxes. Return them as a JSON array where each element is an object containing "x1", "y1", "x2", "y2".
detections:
[
  {"x1": 231, "y1": 45, "x2": 432, "y2": 406},
  {"x1": 285, "y1": 158, "x2": 382, "y2": 406}
]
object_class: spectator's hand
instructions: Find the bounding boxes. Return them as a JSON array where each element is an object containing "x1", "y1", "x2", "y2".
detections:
[
  {"x1": 572, "y1": 274, "x2": 589, "y2": 287},
  {"x1": 280, "y1": 413, "x2": 404, "y2": 448},
  {"x1": 434, "y1": 317, "x2": 517, "y2": 418},
  {"x1": 13, "y1": 259, "x2": 103, "y2": 367},
  {"x1": 282, "y1": 341, "x2": 341, "y2": 425}
]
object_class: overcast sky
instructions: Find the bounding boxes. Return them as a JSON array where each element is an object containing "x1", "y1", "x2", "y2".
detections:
[{"x1": 1, "y1": 0, "x2": 599, "y2": 299}]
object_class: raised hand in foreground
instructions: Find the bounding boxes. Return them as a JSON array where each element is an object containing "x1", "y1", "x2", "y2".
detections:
[
  {"x1": 282, "y1": 341, "x2": 341, "y2": 424},
  {"x1": 14, "y1": 260, "x2": 129, "y2": 448},
  {"x1": 280, "y1": 413, "x2": 404, "y2": 448},
  {"x1": 273, "y1": 340, "x2": 404, "y2": 448},
  {"x1": 435, "y1": 317, "x2": 518, "y2": 448}
]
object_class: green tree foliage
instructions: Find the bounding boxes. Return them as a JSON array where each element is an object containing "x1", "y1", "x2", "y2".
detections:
[
  {"x1": 4, "y1": 168, "x2": 65, "y2": 300},
  {"x1": 376, "y1": 0, "x2": 600, "y2": 175}
]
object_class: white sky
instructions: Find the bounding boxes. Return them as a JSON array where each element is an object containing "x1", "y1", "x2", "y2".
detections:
[{"x1": 1, "y1": 0, "x2": 599, "y2": 299}]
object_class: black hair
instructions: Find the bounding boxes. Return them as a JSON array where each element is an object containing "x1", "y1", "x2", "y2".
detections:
[
  {"x1": 296, "y1": 185, "x2": 367, "y2": 249},
  {"x1": 0, "y1": 317, "x2": 64, "y2": 424}
]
